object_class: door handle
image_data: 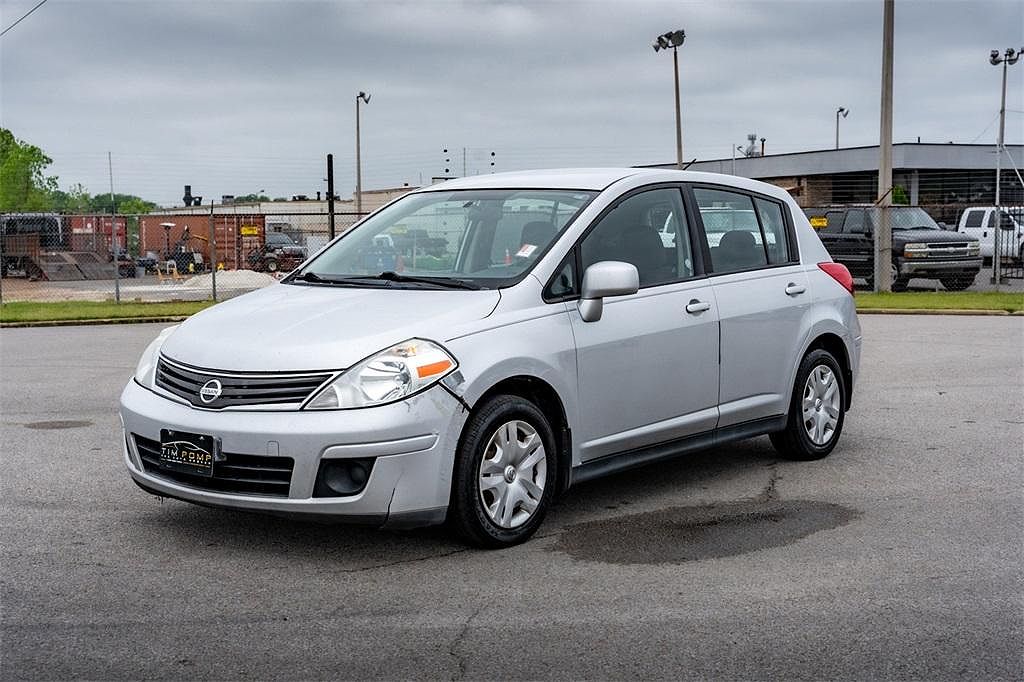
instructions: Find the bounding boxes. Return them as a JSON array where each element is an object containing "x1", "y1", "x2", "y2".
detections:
[
  {"x1": 685, "y1": 299, "x2": 711, "y2": 314},
  {"x1": 785, "y1": 283, "x2": 806, "y2": 296}
]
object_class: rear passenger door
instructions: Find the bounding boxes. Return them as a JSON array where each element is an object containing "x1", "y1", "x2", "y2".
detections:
[{"x1": 690, "y1": 185, "x2": 810, "y2": 428}]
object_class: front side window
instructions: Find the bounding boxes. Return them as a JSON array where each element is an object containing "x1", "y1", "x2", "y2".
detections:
[
  {"x1": 289, "y1": 189, "x2": 595, "y2": 288},
  {"x1": 693, "y1": 187, "x2": 768, "y2": 273},
  {"x1": 580, "y1": 188, "x2": 692, "y2": 288},
  {"x1": 963, "y1": 210, "x2": 984, "y2": 228}
]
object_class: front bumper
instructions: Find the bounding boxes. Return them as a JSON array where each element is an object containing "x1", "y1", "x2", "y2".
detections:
[
  {"x1": 119, "y1": 380, "x2": 467, "y2": 527},
  {"x1": 898, "y1": 257, "x2": 982, "y2": 276}
]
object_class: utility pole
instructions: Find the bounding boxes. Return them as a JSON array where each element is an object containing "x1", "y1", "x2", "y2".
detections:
[
  {"x1": 326, "y1": 153, "x2": 336, "y2": 240},
  {"x1": 209, "y1": 200, "x2": 217, "y2": 302},
  {"x1": 874, "y1": 0, "x2": 894, "y2": 293},
  {"x1": 108, "y1": 151, "x2": 120, "y2": 303},
  {"x1": 989, "y1": 47, "x2": 1021, "y2": 289},
  {"x1": 463, "y1": 147, "x2": 467, "y2": 177}
]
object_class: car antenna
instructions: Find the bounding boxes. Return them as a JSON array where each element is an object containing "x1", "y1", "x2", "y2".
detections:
[{"x1": 681, "y1": 157, "x2": 698, "y2": 171}]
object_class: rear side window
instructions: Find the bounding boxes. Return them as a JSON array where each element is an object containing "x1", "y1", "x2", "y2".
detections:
[
  {"x1": 753, "y1": 198, "x2": 792, "y2": 264},
  {"x1": 963, "y1": 210, "x2": 984, "y2": 228},
  {"x1": 693, "y1": 188, "x2": 768, "y2": 273}
]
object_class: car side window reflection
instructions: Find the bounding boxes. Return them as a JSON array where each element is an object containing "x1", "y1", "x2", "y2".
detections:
[
  {"x1": 580, "y1": 189, "x2": 692, "y2": 287},
  {"x1": 693, "y1": 187, "x2": 769, "y2": 273}
]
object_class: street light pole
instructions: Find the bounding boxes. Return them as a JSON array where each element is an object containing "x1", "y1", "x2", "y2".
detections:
[
  {"x1": 673, "y1": 46, "x2": 683, "y2": 169},
  {"x1": 355, "y1": 91, "x2": 371, "y2": 215},
  {"x1": 653, "y1": 29, "x2": 686, "y2": 170},
  {"x1": 989, "y1": 47, "x2": 1021, "y2": 289},
  {"x1": 835, "y1": 107, "x2": 848, "y2": 150}
]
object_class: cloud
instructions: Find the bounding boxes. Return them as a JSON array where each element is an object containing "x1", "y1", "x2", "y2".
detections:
[{"x1": 1, "y1": 0, "x2": 1020, "y2": 205}]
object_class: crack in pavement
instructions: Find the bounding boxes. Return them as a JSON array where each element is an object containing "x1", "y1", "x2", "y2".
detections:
[
  {"x1": 448, "y1": 606, "x2": 483, "y2": 681},
  {"x1": 757, "y1": 462, "x2": 781, "y2": 503},
  {"x1": 322, "y1": 546, "x2": 473, "y2": 575}
]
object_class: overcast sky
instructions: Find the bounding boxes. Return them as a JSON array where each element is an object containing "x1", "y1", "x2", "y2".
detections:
[{"x1": 1, "y1": 0, "x2": 1022, "y2": 206}]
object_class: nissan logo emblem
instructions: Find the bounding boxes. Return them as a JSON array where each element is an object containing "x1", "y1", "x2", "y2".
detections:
[{"x1": 199, "y1": 379, "x2": 223, "y2": 404}]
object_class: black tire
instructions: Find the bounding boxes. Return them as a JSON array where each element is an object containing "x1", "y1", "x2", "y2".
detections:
[
  {"x1": 265, "y1": 258, "x2": 279, "y2": 273},
  {"x1": 770, "y1": 349, "x2": 846, "y2": 461},
  {"x1": 448, "y1": 394, "x2": 557, "y2": 548},
  {"x1": 940, "y1": 274, "x2": 975, "y2": 291}
]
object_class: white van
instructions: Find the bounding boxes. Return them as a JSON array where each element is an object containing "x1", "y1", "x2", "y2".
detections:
[{"x1": 957, "y1": 207, "x2": 1024, "y2": 262}]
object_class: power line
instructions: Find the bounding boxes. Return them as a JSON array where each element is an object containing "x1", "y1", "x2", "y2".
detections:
[{"x1": 0, "y1": 0, "x2": 48, "y2": 38}]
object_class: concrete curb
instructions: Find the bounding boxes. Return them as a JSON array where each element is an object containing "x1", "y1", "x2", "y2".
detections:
[
  {"x1": 857, "y1": 308, "x2": 1022, "y2": 316},
  {"x1": 0, "y1": 316, "x2": 190, "y2": 328}
]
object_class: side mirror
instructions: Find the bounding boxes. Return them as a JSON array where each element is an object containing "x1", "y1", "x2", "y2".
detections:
[{"x1": 578, "y1": 261, "x2": 640, "y2": 322}]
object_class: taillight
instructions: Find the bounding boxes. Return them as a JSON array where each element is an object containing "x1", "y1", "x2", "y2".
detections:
[{"x1": 818, "y1": 262, "x2": 854, "y2": 295}]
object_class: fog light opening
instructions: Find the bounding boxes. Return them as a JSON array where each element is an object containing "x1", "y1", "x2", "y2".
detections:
[{"x1": 313, "y1": 458, "x2": 375, "y2": 497}]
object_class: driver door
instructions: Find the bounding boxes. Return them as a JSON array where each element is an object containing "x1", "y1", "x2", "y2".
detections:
[{"x1": 567, "y1": 187, "x2": 720, "y2": 462}]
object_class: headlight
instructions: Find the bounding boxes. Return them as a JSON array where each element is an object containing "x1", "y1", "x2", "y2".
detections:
[
  {"x1": 133, "y1": 325, "x2": 179, "y2": 388},
  {"x1": 305, "y1": 338, "x2": 457, "y2": 410},
  {"x1": 903, "y1": 242, "x2": 928, "y2": 258}
]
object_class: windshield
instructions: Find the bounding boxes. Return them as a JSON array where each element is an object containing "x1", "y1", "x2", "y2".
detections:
[
  {"x1": 288, "y1": 188, "x2": 596, "y2": 288},
  {"x1": 871, "y1": 207, "x2": 941, "y2": 231}
]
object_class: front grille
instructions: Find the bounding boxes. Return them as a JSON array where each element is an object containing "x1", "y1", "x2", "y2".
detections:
[
  {"x1": 156, "y1": 355, "x2": 333, "y2": 409},
  {"x1": 133, "y1": 434, "x2": 293, "y2": 497},
  {"x1": 926, "y1": 242, "x2": 970, "y2": 249}
]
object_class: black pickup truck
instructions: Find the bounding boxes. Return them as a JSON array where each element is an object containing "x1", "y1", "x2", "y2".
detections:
[{"x1": 804, "y1": 206, "x2": 982, "y2": 291}]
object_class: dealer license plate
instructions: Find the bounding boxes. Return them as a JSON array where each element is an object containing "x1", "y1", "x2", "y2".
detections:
[{"x1": 159, "y1": 429, "x2": 215, "y2": 477}]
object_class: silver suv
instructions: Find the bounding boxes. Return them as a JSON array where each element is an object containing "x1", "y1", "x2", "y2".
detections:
[{"x1": 121, "y1": 169, "x2": 861, "y2": 547}]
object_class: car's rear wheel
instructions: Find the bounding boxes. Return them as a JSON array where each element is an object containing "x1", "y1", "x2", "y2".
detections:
[
  {"x1": 940, "y1": 274, "x2": 975, "y2": 291},
  {"x1": 265, "y1": 258, "x2": 279, "y2": 273},
  {"x1": 448, "y1": 395, "x2": 556, "y2": 548},
  {"x1": 770, "y1": 349, "x2": 846, "y2": 461}
]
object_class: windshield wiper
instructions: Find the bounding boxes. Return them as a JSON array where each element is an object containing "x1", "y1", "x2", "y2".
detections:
[
  {"x1": 289, "y1": 270, "x2": 483, "y2": 290},
  {"x1": 369, "y1": 271, "x2": 484, "y2": 290},
  {"x1": 288, "y1": 272, "x2": 376, "y2": 287}
]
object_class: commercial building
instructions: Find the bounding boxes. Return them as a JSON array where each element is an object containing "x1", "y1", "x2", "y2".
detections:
[{"x1": 642, "y1": 143, "x2": 1024, "y2": 221}]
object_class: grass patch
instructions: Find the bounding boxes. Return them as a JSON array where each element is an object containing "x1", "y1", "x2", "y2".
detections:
[
  {"x1": 855, "y1": 291, "x2": 1024, "y2": 312},
  {"x1": 0, "y1": 300, "x2": 215, "y2": 323}
]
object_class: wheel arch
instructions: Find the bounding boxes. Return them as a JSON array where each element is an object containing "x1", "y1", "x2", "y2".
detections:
[
  {"x1": 469, "y1": 375, "x2": 572, "y2": 496},
  {"x1": 804, "y1": 332, "x2": 854, "y2": 409}
]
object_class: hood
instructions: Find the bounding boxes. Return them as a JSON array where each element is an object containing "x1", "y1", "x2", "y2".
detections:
[
  {"x1": 892, "y1": 228, "x2": 978, "y2": 244},
  {"x1": 161, "y1": 283, "x2": 500, "y2": 371}
]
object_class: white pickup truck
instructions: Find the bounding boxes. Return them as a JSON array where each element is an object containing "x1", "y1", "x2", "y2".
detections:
[{"x1": 957, "y1": 207, "x2": 1024, "y2": 263}]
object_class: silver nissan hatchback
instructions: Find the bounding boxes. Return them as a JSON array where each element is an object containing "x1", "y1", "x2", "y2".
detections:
[{"x1": 121, "y1": 168, "x2": 861, "y2": 547}]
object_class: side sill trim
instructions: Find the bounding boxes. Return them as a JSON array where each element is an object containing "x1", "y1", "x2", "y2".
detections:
[{"x1": 569, "y1": 414, "x2": 786, "y2": 487}]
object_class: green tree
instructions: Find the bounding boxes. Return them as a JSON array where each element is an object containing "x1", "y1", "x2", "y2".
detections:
[
  {"x1": 233, "y1": 193, "x2": 270, "y2": 203},
  {"x1": 0, "y1": 128, "x2": 58, "y2": 211}
]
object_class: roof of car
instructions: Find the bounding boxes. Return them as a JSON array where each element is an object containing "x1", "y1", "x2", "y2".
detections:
[
  {"x1": 420, "y1": 168, "x2": 649, "y2": 191},
  {"x1": 417, "y1": 168, "x2": 798, "y2": 202}
]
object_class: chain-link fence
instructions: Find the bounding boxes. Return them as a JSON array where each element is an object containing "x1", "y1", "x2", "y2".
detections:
[{"x1": 0, "y1": 211, "x2": 365, "y2": 304}]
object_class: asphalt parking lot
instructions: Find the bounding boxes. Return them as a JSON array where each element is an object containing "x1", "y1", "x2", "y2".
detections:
[{"x1": 1, "y1": 316, "x2": 1022, "y2": 680}]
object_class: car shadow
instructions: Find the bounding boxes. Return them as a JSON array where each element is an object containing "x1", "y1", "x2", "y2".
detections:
[{"x1": 128, "y1": 436, "x2": 779, "y2": 564}]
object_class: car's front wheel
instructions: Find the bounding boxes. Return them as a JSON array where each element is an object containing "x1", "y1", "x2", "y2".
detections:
[
  {"x1": 770, "y1": 349, "x2": 846, "y2": 461},
  {"x1": 448, "y1": 395, "x2": 556, "y2": 548}
]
